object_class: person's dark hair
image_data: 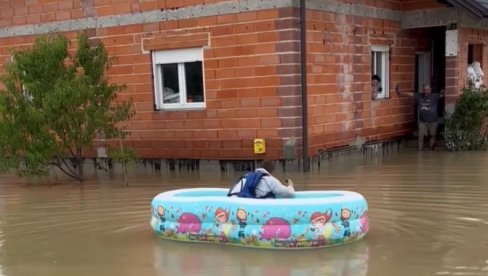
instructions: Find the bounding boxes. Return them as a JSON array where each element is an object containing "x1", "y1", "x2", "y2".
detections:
[
  {"x1": 259, "y1": 160, "x2": 275, "y2": 174},
  {"x1": 372, "y1": 75, "x2": 381, "y2": 82}
]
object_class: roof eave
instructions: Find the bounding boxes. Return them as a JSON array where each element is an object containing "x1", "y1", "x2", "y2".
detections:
[{"x1": 444, "y1": 0, "x2": 488, "y2": 19}]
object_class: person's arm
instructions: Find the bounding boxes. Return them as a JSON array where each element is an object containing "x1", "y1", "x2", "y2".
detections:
[
  {"x1": 266, "y1": 176, "x2": 295, "y2": 198},
  {"x1": 396, "y1": 84, "x2": 414, "y2": 97},
  {"x1": 227, "y1": 178, "x2": 244, "y2": 196},
  {"x1": 371, "y1": 90, "x2": 377, "y2": 100}
]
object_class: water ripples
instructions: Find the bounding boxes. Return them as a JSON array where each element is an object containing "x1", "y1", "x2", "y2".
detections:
[{"x1": 0, "y1": 151, "x2": 487, "y2": 275}]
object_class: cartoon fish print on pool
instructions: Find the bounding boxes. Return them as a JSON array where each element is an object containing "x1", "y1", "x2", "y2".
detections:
[
  {"x1": 236, "y1": 208, "x2": 248, "y2": 239},
  {"x1": 177, "y1": 212, "x2": 202, "y2": 234},
  {"x1": 261, "y1": 218, "x2": 291, "y2": 241}
]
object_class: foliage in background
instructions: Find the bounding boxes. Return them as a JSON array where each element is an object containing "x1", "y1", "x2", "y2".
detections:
[
  {"x1": 0, "y1": 32, "x2": 135, "y2": 181},
  {"x1": 444, "y1": 87, "x2": 488, "y2": 151},
  {"x1": 109, "y1": 136, "x2": 138, "y2": 186}
]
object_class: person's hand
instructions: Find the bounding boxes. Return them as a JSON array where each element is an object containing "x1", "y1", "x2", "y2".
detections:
[{"x1": 284, "y1": 179, "x2": 294, "y2": 187}]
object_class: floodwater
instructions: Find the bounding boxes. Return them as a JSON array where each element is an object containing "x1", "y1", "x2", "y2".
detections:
[{"x1": 1, "y1": 149, "x2": 488, "y2": 276}]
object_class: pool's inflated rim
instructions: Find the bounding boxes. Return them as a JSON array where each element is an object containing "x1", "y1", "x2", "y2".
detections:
[{"x1": 151, "y1": 188, "x2": 369, "y2": 249}]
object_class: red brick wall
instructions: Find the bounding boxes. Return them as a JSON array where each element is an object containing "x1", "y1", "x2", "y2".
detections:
[
  {"x1": 331, "y1": 0, "x2": 445, "y2": 11},
  {"x1": 0, "y1": 0, "x2": 239, "y2": 26},
  {"x1": 358, "y1": 0, "x2": 402, "y2": 10},
  {"x1": 458, "y1": 28, "x2": 488, "y2": 88},
  {"x1": 445, "y1": 54, "x2": 459, "y2": 108},
  {"x1": 0, "y1": 0, "x2": 460, "y2": 161},
  {"x1": 0, "y1": 6, "x2": 302, "y2": 160},
  {"x1": 442, "y1": 27, "x2": 488, "y2": 109},
  {"x1": 94, "y1": 8, "x2": 301, "y2": 159},
  {"x1": 306, "y1": 9, "x2": 415, "y2": 155}
]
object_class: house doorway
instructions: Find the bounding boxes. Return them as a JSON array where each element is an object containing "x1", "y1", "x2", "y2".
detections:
[
  {"x1": 413, "y1": 27, "x2": 446, "y2": 136},
  {"x1": 415, "y1": 52, "x2": 431, "y2": 92}
]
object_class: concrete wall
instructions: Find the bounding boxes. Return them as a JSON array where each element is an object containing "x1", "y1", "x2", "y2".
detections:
[{"x1": 401, "y1": 0, "x2": 446, "y2": 11}]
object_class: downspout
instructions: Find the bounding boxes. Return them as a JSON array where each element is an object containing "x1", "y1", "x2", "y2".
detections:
[{"x1": 300, "y1": 0, "x2": 310, "y2": 172}]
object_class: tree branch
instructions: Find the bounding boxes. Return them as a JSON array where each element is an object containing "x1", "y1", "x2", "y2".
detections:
[
  {"x1": 49, "y1": 160, "x2": 83, "y2": 181},
  {"x1": 58, "y1": 157, "x2": 78, "y2": 176},
  {"x1": 56, "y1": 163, "x2": 83, "y2": 181}
]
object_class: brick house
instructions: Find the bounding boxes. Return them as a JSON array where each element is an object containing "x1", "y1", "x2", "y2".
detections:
[{"x1": 0, "y1": 0, "x2": 487, "y2": 168}]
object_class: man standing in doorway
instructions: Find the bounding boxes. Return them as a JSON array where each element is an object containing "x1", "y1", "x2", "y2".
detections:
[{"x1": 397, "y1": 84, "x2": 444, "y2": 150}]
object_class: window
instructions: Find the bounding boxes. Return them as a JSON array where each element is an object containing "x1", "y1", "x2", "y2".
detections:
[
  {"x1": 152, "y1": 48, "x2": 205, "y2": 110},
  {"x1": 467, "y1": 44, "x2": 484, "y2": 88},
  {"x1": 371, "y1": 45, "x2": 390, "y2": 100},
  {"x1": 468, "y1": 44, "x2": 483, "y2": 67}
]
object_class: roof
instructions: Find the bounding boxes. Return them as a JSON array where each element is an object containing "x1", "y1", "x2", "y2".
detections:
[
  {"x1": 442, "y1": 0, "x2": 488, "y2": 19},
  {"x1": 477, "y1": 0, "x2": 488, "y2": 9}
]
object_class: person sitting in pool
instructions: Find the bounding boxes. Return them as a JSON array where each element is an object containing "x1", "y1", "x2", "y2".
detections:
[{"x1": 227, "y1": 160, "x2": 295, "y2": 199}]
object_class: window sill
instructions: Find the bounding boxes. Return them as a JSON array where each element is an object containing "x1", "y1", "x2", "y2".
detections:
[
  {"x1": 155, "y1": 103, "x2": 206, "y2": 111},
  {"x1": 372, "y1": 97, "x2": 390, "y2": 101}
]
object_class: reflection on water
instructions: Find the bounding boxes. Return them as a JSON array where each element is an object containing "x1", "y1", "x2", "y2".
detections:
[
  {"x1": 153, "y1": 239, "x2": 369, "y2": 275},
  {"x1": 0, "y1": 150, "x2": 488, "y2": 275}
]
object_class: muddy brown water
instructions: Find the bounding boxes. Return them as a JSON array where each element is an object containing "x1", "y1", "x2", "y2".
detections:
[{"x1": 0, "y1": 150, "x2": 488, "y2": 276}]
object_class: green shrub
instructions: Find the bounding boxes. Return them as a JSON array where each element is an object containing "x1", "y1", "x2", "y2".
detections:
[
  {"x1": 444, "y1": 87, "x2": 488, "y2": 150},
  {"x1": 0, "y1": 32, "x2": 135, "y2": 181}
]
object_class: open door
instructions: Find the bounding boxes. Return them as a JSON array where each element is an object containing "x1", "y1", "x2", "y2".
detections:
[{"x1": 415, "y1": 52, "x2": 431, "y2": 92}]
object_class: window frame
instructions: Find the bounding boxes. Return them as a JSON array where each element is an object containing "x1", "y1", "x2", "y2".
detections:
[
  {"x1": 468, "y1": 43, "x2": 483, "y2": 67},
  {"x1": 152, "y1": 48, "x2": 205, "y2": 111},
  {"x1": 371, "y1": 45, "x2": 390, "y2": 100}
]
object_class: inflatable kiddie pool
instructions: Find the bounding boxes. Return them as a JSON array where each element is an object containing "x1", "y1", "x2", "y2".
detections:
[{"x1": 150, "y1": 188, "x2": 369, "y2": 249}]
